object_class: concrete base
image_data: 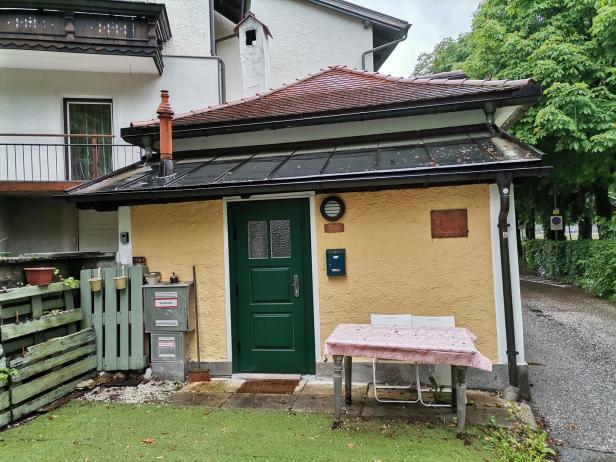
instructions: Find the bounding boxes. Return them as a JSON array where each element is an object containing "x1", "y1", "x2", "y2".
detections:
[
  {"x1": 191, "y1": 360, "x2": 530, "y2": 398},
  {"x1": 152, "y1": 361, "x2": 187, "y2": 381},
  {"x1": 189, "y1": 361, "x2": 232, "y2": 376}
]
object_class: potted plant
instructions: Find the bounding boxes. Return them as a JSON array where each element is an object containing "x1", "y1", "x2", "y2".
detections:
[
  {"x1": 23, "y1": 267, "x2": 55, "y2": 286},
  {"x1": 144, "y1": 271, "x2": 161, "y2": 285},
  {"x1": 89, "y1": 268, "x2": 103, "y2": 292},
  {"x1": 53, "y1": 269, "x2": 79, "y2": 289},
  {"x1": 114, "y1": 266, "x2": 128, "y2": 290}
]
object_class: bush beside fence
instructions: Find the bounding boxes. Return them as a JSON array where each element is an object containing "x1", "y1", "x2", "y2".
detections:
[{"x1": 523, "y1": 240, "x2": 616, "y2": 300}]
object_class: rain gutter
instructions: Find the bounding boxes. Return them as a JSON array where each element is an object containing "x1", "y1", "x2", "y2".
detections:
[
  {"x1": 121, "y1": 89, "x2": 542, "y2": 146},
  {"x1": 361, "y1": 24, "x2": 410, "y2": 70}
]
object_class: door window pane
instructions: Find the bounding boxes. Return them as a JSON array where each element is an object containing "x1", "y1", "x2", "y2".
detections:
[
  {"x1": 270, "y1": 219, "x2": 291, "y2": 258},
  {"x1": 248, "y1": 220, "x2": 268, "y2": 259},
  {"x1": 66, "y1": 100, "x2": 113, "y2": 181}
]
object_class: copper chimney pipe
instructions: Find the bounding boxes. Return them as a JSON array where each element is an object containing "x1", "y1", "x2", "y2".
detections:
[{"x1": 156, "y1": 90, "x2": 175, "y2": 179}]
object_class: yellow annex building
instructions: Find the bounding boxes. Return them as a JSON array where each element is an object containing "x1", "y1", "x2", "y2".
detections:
[{"x1": 69, "y1": 66, "x2": 550, "y2": 394}]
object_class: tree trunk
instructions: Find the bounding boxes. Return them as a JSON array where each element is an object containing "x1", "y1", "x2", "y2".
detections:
[
  {"x1": 526, "y1": 208, "x2": 536, "y2": 240},
  {"x1": 594, "y1": 186, "x2": 613, "y2": 220},
  {"x1": 578, "y1": 216, "x2": 593, "y2": 239}
]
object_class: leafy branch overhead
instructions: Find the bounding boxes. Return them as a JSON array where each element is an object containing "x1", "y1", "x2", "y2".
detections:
[{"x1": 414, "y1": 0, "x2": 616, "y2": 233}]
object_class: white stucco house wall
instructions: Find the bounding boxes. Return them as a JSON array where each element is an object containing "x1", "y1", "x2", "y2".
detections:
[{"x1": 0, "y1": 0, "x2": 408, "y2": 256}]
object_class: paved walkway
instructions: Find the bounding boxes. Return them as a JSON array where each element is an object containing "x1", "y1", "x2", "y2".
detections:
[
  {"x1": 169, "y1": 378, "x2": 534, "y2": 430},
  {"x1": 522, "y1": 276, "x2": 616, "y2": 461}
]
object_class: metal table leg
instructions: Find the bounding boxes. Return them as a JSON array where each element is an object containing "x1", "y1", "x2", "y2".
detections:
[
  {"x1": 333, "y1": 355, "x2": 343, "y2": 424},
  {"x1": 456, "y1": 366, "x2": 467, "y2": 434},
  {"x1": 344, "y1": 356, "x2": 352, "y2": 405},
  {"x1": 451, "y1": 365, "x2": 458, "y2": 411}
]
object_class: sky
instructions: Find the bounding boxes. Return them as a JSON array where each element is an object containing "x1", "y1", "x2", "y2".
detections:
[{"x1": 351, "y1": 0, "x2": 481, "y2": 77}]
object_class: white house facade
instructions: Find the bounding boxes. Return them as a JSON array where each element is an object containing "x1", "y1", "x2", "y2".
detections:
[{"x1": 0, "y1": 0, "x2": 408, "y2": 256}]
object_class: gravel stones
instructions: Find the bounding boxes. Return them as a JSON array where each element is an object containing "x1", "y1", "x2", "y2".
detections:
[{"x1": 522, "y1": 279, "x2": 616, "y2": 460}]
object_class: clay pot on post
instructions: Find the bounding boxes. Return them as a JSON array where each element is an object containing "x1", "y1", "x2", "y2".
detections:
[{"x1": 89, "y1": 268, "x2": 103, "y2": 292}]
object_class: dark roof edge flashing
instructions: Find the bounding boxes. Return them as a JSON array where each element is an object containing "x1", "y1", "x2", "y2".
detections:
[
  {"x1": 66, "y1": 164, "x2": 552, "y2": 208},
  {"x1": 121, "y1": 87, "x2": 542, "y2": 146}
]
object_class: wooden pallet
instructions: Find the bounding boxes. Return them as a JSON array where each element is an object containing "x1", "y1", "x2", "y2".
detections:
[
  {"x1": 0, "y1": 283, "x2": 96, "y2": 428},
  {"x1": 80, "y1": 266, "x2": 147, "y2": 371}
]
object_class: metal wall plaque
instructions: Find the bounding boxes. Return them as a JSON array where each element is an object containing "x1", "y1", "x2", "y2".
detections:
[{"x1": 431, "y1": 209, "x2": 469, "y2": 238}]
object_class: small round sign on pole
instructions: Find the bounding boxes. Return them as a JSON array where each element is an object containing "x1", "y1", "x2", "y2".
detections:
[{"x1": 550, "y1": 215, "x2": 563, "y2": 231}]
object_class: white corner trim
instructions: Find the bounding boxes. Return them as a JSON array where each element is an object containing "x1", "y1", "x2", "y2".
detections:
[
  {"x1": 508, "y1": 185, "x2": 525, "y2": 363},
  {"x1": 117, "y1": 206, "x2": 132, "y2": 265},
  {"x1": 222, "y1": 191, "x2": 321, "y2": 366},
  {"x1": 489, "y1": 183, "x2": 525, "y2": 365},
  {"x1": 309, "y1": 195, "x2": 321, "y2": 363},
  {"x1": 222, "y1": 201, "x2": 232, "y2": 362}
]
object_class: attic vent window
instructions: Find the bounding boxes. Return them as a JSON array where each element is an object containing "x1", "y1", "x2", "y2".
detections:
[{"x1": 245, "y1": 29, "x2": 256, "y2": 45}]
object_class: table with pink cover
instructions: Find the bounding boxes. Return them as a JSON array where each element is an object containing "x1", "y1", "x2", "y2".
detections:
[{"x1": 323, "y1": 323, "x2": 493, "y2": 433}]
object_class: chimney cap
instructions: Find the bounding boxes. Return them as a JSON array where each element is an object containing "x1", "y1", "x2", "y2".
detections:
[
  {"x1": 233, "y1": 11, "x2": 272, "y2": 38},
  {"x1": 157, "y1": 89, "x2": 174, "y2": 118}
]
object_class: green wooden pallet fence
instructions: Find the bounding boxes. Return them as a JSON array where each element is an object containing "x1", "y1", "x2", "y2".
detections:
[
  {"x1": 80, "y1": 266, "x2": 147, "y2": 371},
  {"x1": 0, "y1": 282, "x2": 95, "y2": 428}
]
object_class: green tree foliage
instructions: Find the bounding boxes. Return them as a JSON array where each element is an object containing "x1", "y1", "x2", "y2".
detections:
[
  {"x1": 416, "y1": 0, "x2": 616, "y2": 236},
  {"x1": 413, "y1": 34, "x2": 470, "y2": 75}
]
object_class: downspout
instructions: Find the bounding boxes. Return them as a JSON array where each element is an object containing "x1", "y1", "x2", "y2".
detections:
[
  {"x1": 208, "y1": 0, "x2": 227, "y2": 103},
  {"x1": 485, "y1": 102, "x2": 519, "y2": 387},
  {"x1": 361, "y1": 24, "x2": 410, "y2": 71},
  {"x1": 496, "y1": 174, "x2": 518, "y2": 387}
]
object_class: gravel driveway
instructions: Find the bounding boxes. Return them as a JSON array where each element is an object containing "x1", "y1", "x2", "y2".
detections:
[{"x1": 522, "y1": 276, "x2": 616, "y2": 461}]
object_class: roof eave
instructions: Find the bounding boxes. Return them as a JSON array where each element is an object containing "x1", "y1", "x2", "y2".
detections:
[
  {"x1": 121, "y1": 85, "x2": 542, "y2": 147},
  {"x1": 66, "y1": 163, "x2": 551, "y2": 210}
]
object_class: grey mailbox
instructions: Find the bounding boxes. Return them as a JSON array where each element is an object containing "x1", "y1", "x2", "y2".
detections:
[{"x1": 143, "y1": 283, "x2": 195, "y2": 333}]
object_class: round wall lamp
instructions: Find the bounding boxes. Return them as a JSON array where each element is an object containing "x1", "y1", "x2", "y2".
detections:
[{"x1": 320, "y1": 196, "x2": 345, "y2": 221}]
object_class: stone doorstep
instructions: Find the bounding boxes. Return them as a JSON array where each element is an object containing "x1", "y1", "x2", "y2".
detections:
[{"x1": 171, "y1": 379, "x2": 536, "y2": 430}]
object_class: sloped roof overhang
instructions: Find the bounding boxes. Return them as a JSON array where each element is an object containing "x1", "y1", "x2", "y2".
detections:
[
  {"x1": 121, "y1": 86, "x2": 542, "y2": 147},
  {"x1": 68, "y1": 125, "x2": 551, "y2": 210}
]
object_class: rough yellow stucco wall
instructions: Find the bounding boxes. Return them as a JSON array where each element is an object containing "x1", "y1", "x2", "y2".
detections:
[
  {"x1": 130, "y1": 184, "x2": 498, "y2": 367},
  {"x1": 317, "y1": 185, "x2": 499, "y2": 361},
  {"x1": 131, "y1": 201, "x2": 227, "y2": 362}
]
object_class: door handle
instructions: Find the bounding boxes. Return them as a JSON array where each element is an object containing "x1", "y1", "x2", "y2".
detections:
[{"x1": 292, "y1": 274, "x2": 300, "y2": 298}]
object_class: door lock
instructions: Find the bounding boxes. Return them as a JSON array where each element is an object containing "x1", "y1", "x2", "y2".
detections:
[{"x1": 292, "y1": 274, "x2": 300, "y2": 298}]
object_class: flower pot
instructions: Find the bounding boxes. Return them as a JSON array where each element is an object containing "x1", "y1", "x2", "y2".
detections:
[
  {"x1": 24, "y1": 267, "x2": 55, "y2": 286},
  {"x1": 144, "y1": 272, "x2": 161, "y2": 285},
  {"x1": 89, "y1": 277, "x2": 103, "y2": 292},
  {"x1": 114, "y1": 276, "x2": 128, "y2": 290}
]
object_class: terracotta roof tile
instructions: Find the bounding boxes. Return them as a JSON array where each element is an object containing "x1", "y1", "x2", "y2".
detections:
[{"x1": 131, "y1": 66, "x2": 535, "y2": 129}]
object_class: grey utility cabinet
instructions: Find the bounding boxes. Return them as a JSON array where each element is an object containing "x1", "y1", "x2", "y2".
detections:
[
  {"x1": 143, "y1": 282, "x2": 196, "y2": 333},
  {"x1": 143, "y1": 282, "x2": 195, "y2": 380}
]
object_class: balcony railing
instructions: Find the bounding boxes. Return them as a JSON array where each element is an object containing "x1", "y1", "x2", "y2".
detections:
[
  {"x1": 0, "y1": 1, "x2": 171, "y2": 74},
  {"x1": 0, "y1": 134, "x2": 144, "y2": 182}
]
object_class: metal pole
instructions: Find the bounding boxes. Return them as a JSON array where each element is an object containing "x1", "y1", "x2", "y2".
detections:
[
  {"x1": 553, "y1": 186, "x2": 558, "y2": 241},
  {"x1": 192, "y1": 265, "x2": 201, "y2": 369}
]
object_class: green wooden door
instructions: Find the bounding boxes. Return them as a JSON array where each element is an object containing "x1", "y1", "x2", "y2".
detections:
[{"x1": 229, "y1": 199, "x2": 315, "y2": 374}]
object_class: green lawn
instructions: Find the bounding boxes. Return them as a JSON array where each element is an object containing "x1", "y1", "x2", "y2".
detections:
[{"x1": 0, "y1": 402, "x2": 494, "y2": 461}]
